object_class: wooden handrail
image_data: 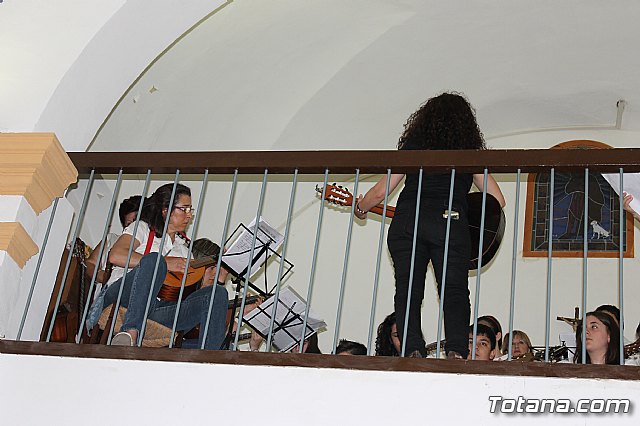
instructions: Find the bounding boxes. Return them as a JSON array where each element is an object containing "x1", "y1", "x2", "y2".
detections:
[
  {"x1": 68, "y1": 148, "x2": 640, "y2": 174},
  {"x1": 1, "y1": 340, "x2": 637, "y2": 381}
]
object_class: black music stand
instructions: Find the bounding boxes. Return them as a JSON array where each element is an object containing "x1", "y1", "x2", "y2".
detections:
[
  {"x1": 242, "y1": 287, "x2": 325, "y2": 352},
  {"x1": 220, "y1": 220, "x2": 294, "y2": 349}
]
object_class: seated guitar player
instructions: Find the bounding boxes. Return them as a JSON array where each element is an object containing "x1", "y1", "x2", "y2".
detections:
[
  {"x1": 181, "y1": 237, "x2": 263, "y2": 351},
  {"x1": 86, "y1": 183, "x2": 229, "y2": 349}
]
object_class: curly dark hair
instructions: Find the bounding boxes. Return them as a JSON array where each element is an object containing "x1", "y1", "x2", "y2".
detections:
[
  {"x1": 140, "y1": 183, "x2": 191, "y2": 238},
  {"x1": 574, "y1": 311, "x2": 620, "y2": 365},
  {"x1": 375, "y1": 312, "x2": 399, "y2": 357},
  {"x1": 397, "y1": 92, "x2": 485, "y2": 151}
]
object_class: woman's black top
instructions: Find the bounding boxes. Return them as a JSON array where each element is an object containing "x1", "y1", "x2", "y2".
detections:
[{"x1": 396, "y1": 172, "x2": 473, "y2": 213}]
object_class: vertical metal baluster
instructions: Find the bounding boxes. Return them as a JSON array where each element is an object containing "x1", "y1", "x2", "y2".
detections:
[
  {"x1": 581, "y1": 168, "x2": 589, "y2": 363},
  {"x1": 76, "y1": 169, "x2": 124, "y2": 342},
  {"x1": 299, "y1": 170, "x2": 329, "y2": 353},
  {"x1": 619, "y1": 168, "x2": 625, "y2": 365},
  {"x1": 507, "y1": 169, "x2": 521, "y2": 361},
  {"x1": 471, "y1": 169, "x2": 488, "y2": 360},
  {"x1": 367, "y1": 169, "x2": 392, "y2": 355},
  {"x1": 138, "y1": 172, "x2": 180, "y2": 346},
  {"x1": 201, "y1": 170, "x2": 238, "y2": 349},
  {"x1": 401, "y1": 168, "x2": 423, "y2": 357},
  {"x1": 169, "y1": 170, "x2": 209, "y2": 347},
  {"x1": 582, "y1": 168, "x2": 589, "y2": 364},
  {"x1": 544, "y1": 168, "x2": 555, "y2": 362},
  {"x1": 46, "y1": 170, "x2": 96, "y2": 342},
  {"x1": 266, "y1": 170, "x2": 298, "y2": 351},
  {"x1": 17, "y1": 198, "x2": 60, "y2": 340},
  {"x1": 233, "y1": 169, "x2": 269, "y2": 350},
  {"x1": 107, "y1": 170, "x2": 152, "y2": 344},
  {"x1": 436, "y1": 169, "x2": 456, "y2": 359},
  {"x1": 332, "y1": 169, "x2": 360, "y2": 353}
]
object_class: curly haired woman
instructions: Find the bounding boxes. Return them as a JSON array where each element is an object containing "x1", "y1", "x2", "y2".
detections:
[{"x1": 356, "y1": 92, "x2": 505, "y2": 359}]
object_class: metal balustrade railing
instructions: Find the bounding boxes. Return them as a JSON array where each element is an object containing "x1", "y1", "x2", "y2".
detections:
[{"x1": 14, "y1": 149, "x2": 640, "y2": 367}]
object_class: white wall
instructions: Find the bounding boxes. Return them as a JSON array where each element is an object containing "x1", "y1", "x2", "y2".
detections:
[
  {"x1": 1, "y1": 353, "x2": 638, "y2": 425},
  {"x1": 1, "y1": 199, "x2": 74, "y2": 341},
  {"x1": 69, "y1": 128, "x2": 640, "y2": 355}
]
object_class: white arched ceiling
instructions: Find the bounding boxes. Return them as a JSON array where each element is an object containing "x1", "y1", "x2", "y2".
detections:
[
  {"x1": 32, "y1": 0, "x2": 229, "y2": 151},
  {"x1": 89, "y1": 0, "x2": 640, "y2": 152},
  {"x1": 0, "y1": 0, "x2": 125, "y2": 133}
]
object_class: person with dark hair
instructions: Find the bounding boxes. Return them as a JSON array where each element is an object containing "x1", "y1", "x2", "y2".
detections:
[
  {"x1": 574, "y1": 311, "x2": 620, "y2": 365},
  {"x1": 477, "y1": 315, "x2": 503, "y2": 356},
  {"x1": 191, "y1": 237, "x2": 221, "y2": 262},
  {"x1": 593, "y1": 304, "x2": 632, "y2": 345},
  {"x1": 189, "y1": 237, "x2": 266, "y2": 351},
  {"x1": 118, "y1": 195, "x2": 143, "y2": 228},
  {"x1": 467, "y1": 324, "x2": 497, "y2": 361},
  {"x1": 356, "y1": 93, "x2": 505, "y2": 359},
  {"x1": 290, "y1": 332, "x2": 322, "y2": 354},
  {"x1": 595, "y1": 304, "x2": 621, "y2": 323},
  {"x1": 190, "y1": 237, "x2": 226, "y2": 289},
  {"x1": 87, "y1": 183, "x2": 228, "y2": 349},
  {"x1": 336, "y1": 339, "x2": 367, "y2": 356},
  {"x1": 375, "y1": 312, "x2": 401, "y2": 357},
  {"x1": 86, "y1": 195, "x2": 142, "y2": 290}
]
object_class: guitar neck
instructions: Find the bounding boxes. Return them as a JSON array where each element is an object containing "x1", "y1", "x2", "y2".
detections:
[{"x1": 368, "y1": 203, "x2": 395, "y2": 218}]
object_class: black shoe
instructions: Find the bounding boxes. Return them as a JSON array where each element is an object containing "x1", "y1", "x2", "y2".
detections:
[{"x1": 408, "y1": 350, "x2": 423, "y2": 358}]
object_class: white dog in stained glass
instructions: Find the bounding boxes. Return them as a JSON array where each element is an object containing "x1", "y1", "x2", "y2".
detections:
[{"x1": 590, "y1": 220, "x2": 610, "y2": 239}]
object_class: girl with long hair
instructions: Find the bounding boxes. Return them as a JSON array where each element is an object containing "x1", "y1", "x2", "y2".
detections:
[
  {"x1": 356, "y1": 92, "x2": 505, "y2": 358},
  {"x1": 574, "y1": 311, "x2": 620, "y2": 365}
]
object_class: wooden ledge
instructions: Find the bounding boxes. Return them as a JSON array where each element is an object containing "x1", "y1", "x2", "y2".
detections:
[
  {"x1": 1, "y1": 340, "x2": 637, "y2": 381},
  {"x1": 0, "y1": 133, "x2": 77, "y2": 214},
  {"x1": 0, "y1": 223, "x2": 38, "y2": 268}
]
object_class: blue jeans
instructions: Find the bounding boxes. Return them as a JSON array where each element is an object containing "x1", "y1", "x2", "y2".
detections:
[{"x1": 103, "y1": 253, "x2": 228, "y2": 350}]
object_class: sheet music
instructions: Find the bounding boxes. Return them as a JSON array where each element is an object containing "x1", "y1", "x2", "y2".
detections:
[
  {"x1": 243, "y1": 287, "x2": 326, "y2": 352},
  {"x1": 221, "y1": 217, "x2": 284, "y2": 277},
  {"x1": 601, "y1": 173, "x2": 640, "y2": 214}
]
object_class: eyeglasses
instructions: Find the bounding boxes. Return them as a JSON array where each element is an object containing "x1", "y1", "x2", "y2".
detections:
[{"x1": 174, "y1": 205, "x2": 196, "y2": 215}]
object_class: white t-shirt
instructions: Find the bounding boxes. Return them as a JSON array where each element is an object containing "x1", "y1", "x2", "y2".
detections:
[
  {"x1": 106, "y1": 221, "x2": 190, "y2": 286},
  {"x1": 99, "y1": 233, "x2": 120, "y2": 272}
]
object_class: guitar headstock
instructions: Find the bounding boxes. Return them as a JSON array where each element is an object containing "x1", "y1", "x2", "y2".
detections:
[{"x1": 315, "y1": 183, "x2": 354, "y2": 207}]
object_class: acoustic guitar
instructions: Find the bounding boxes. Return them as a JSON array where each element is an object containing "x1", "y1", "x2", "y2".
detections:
[
  {"x1": 317, "y1": 183, "x2": 506, "y2": 270},
  {"x1": 624, "y1": 338, "x2": 640, "y2": 358},
  {"x1": 157, "y1": 256, "x2": 219, "y2": 301}
]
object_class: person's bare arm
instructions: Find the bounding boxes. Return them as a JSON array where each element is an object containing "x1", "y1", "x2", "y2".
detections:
[
  {"x1": 108, "y1": 233, "x2": 188, "y2": 273},
  {"x1": 108, "y1": 234, "x2": 143, "y2": 268},
  {"x1": 473, "y1": 173, "x2": 506, "y2": 208},
  {"x1": 355, "y1": 174, "x2": 405, "y2": 219},
  {"x1": 624, "y1": 192, "x2": 640, "y2": 221},
  {"x1": 85, "y1": 241, "x2": 108, "y2": 283}
]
